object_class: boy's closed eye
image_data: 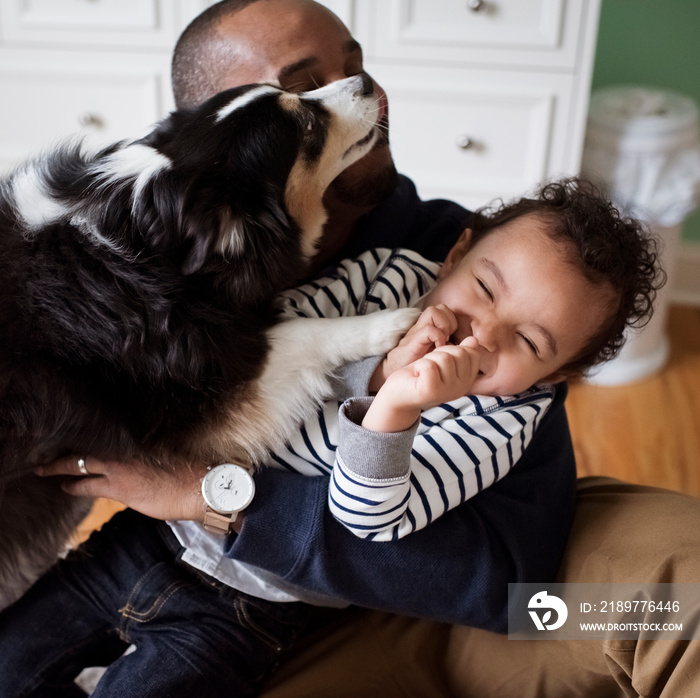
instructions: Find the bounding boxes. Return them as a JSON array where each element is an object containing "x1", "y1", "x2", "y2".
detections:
[
  {"x1": 477, "y1": 277, "x2": 493, "y2": 300},
  {"x1": 519, "y1": 333, "x2": 540, "y2": 357}
]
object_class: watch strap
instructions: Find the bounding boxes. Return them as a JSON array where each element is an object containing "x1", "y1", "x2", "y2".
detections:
[{"x1": 202, "y1": 507, "x2": 238, "y2": 535}]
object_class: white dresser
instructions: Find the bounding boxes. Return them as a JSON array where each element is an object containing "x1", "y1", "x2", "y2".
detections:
[
  {"x1": 324, "y1": 0, "x2": 602, "y2": 209},
  {"x1": 0, "y1": 0, "x2": 210, "y2": 173},
  {"x1": 0, "y1": 0, "x2": 601, "y2": 212}
]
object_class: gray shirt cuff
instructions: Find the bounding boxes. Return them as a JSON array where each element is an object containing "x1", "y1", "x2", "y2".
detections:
[
  {"x1": 329, "y1": 356, "x2": 384, "y2": 400},
  {"x1": 337, "y1": 396, "x2": 418, "y2": 480}
]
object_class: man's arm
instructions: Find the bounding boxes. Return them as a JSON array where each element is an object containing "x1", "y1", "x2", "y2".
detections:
[{"x1": 225, "y1": 383, "x2": 577, "y2": 632}]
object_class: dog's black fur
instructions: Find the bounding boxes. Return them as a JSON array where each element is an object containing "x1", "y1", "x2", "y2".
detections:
[
  {"x1": 1, "y1": 88, "x2": 301, "y2": 468},
  {"x1": 0, "y1": 75, "x2": 395, "y2": 605}
]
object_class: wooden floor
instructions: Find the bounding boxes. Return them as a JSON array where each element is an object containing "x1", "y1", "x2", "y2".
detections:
[
  {"x1": 77, "y1": 304, "x2": 700, "y2": 540},
  {"x1": 567, "y1": 304, "x2": 700, "y2": 496}
]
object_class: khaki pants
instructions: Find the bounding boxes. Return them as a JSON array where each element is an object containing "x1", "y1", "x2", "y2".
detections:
[{"x1": 261, "y1": 478, "x2": 700, "y2": 698}]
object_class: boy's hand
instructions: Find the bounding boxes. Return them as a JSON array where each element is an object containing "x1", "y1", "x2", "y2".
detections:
[
  {"x1": 363, "y1": 337, "x2": 482, "y2": 433},
  {"x1": 369, "y1": 305, "x2": 458, "y2": 393}
]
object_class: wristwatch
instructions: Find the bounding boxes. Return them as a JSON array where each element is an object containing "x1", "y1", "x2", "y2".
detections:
[{"x1": 200, "y1": 463, "x2": 255, "y2": 535}]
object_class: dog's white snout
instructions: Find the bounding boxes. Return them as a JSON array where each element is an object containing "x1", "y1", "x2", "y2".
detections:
[{"x1": 300, "y1": 75, "x2": 372, "y2": 103}]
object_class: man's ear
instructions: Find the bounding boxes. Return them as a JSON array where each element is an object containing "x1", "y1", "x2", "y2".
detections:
[{"x1": 439, "y1": 228, "x2": 473, "y2": 280}]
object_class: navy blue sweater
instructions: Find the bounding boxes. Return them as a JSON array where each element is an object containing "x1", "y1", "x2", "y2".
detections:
[{"x1": 224, "y1": 175, "x2": 577, "y2": 633}]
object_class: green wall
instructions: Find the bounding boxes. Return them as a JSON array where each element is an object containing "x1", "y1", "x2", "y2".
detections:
[{"x1": 591, "y1": 0, "x2": 700, "y2": 242}]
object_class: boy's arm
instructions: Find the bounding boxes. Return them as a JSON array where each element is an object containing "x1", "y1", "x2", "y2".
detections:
[
  {"x1": 279, "y1": 248, "x2": 392, "y2": 320},
  {"x1": 281, "y1": 248, "x2": 440, "y2": 323},
  {"x1": 328, "y1": 388, "x2": 553, "y2": 541},
  {"x1": 224, "y1": 383, "x2": 577, "y2": 630},
  {"x1": 326, "y1": 310, "x2": 533, "y2": 540}
]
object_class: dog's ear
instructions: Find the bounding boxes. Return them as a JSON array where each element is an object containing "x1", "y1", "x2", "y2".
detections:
[
  {"x1": 178, "y1": 205, "x2": 251, "y2": 277},
  {"x1": 178, "y1": 205, "x2": 223, "y2": 276},
  {"x1": 180, "y1": 234, "x2": 215, "y2": 276}
]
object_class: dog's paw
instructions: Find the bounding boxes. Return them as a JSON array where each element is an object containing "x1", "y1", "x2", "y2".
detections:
[{"x1": 365, "y1": 307, "x2": 422, "y2": 356}]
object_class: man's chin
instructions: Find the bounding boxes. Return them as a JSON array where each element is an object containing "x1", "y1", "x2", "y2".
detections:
[{"x1": 329, "y1": 141, "x2": 398, "y2": 208}]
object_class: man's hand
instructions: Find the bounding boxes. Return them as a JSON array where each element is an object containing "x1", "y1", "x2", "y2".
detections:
[
  {"x1": 369, "y1": 304, "x2": 459, "y2": 393},
  {"x1": 35, "y1": 456, "x2": 208, "y2": 523},
  {"x1": 363, "y1": 337, "x2": 482, "y2": 433}
]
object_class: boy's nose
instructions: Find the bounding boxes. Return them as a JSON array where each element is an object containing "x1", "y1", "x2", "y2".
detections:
[{"x1": 471, "y1": 318, "x2": 498, "y2": 353}]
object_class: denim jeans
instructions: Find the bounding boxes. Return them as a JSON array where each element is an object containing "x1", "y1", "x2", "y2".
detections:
[{"x1": 0, "y1": 509, "x2": 314, "y2": 698}]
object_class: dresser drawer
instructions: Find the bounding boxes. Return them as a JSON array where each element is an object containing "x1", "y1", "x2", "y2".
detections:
[
  {"x1": 0, "y1": 49, "x2": 173, "y2": 173},
  {"x1": 373, "y1": 65, "x2": 575, "y2": 209},
  {"x1": 357, "y1": 0, "x2": 588, "y2": 70},
  {"x1": 0, "y1": 0, "x2": 179, "y2": 48}
]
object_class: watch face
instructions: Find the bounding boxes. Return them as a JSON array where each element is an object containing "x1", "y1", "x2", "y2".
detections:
[{"x1": 202, "y1": 464, "x2": 255, "y2": 514}]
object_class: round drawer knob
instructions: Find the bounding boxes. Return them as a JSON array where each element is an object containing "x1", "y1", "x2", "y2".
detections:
[
  {"x1": 456, "y1": 135, "x2": 475, "y2": 150},
  {"x1": 467, "y1": 0, "x2": 486, "y2": 12},
  {"x1": 78, "y1": 113, "x2": 105, "y2": 129}
]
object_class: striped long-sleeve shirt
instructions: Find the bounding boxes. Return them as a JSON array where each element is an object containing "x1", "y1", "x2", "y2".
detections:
[{"x1": 276, "y1": 248, "x2": 554, "y2": 542}]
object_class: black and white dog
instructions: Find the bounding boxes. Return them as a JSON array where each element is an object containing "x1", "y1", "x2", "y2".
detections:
[{"x1": 0, "y1": 74, "x2": 417, "y2": 607}]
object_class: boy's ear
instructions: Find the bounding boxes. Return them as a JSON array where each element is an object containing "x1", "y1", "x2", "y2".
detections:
[
  {"x1": 539, "y1": 369, "x2": 579, "y2": 386},
  {"x1": 439, "y1": 228, "x2": 473, "y2": 280}
]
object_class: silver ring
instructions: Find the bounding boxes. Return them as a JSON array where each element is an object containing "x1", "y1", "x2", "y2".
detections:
[{"x1": 77, "y1": 458, "x2": 89, "y2": 476}]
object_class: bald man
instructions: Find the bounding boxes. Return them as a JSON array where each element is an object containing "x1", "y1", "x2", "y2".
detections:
[{"x1": 166, "y1": 5, "x2": 700, "y2": 697}]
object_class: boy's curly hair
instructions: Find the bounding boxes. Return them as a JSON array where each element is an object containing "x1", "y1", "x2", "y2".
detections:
[{"x1": 469, "y1": 178, "x2": 665, "y2": 376}]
